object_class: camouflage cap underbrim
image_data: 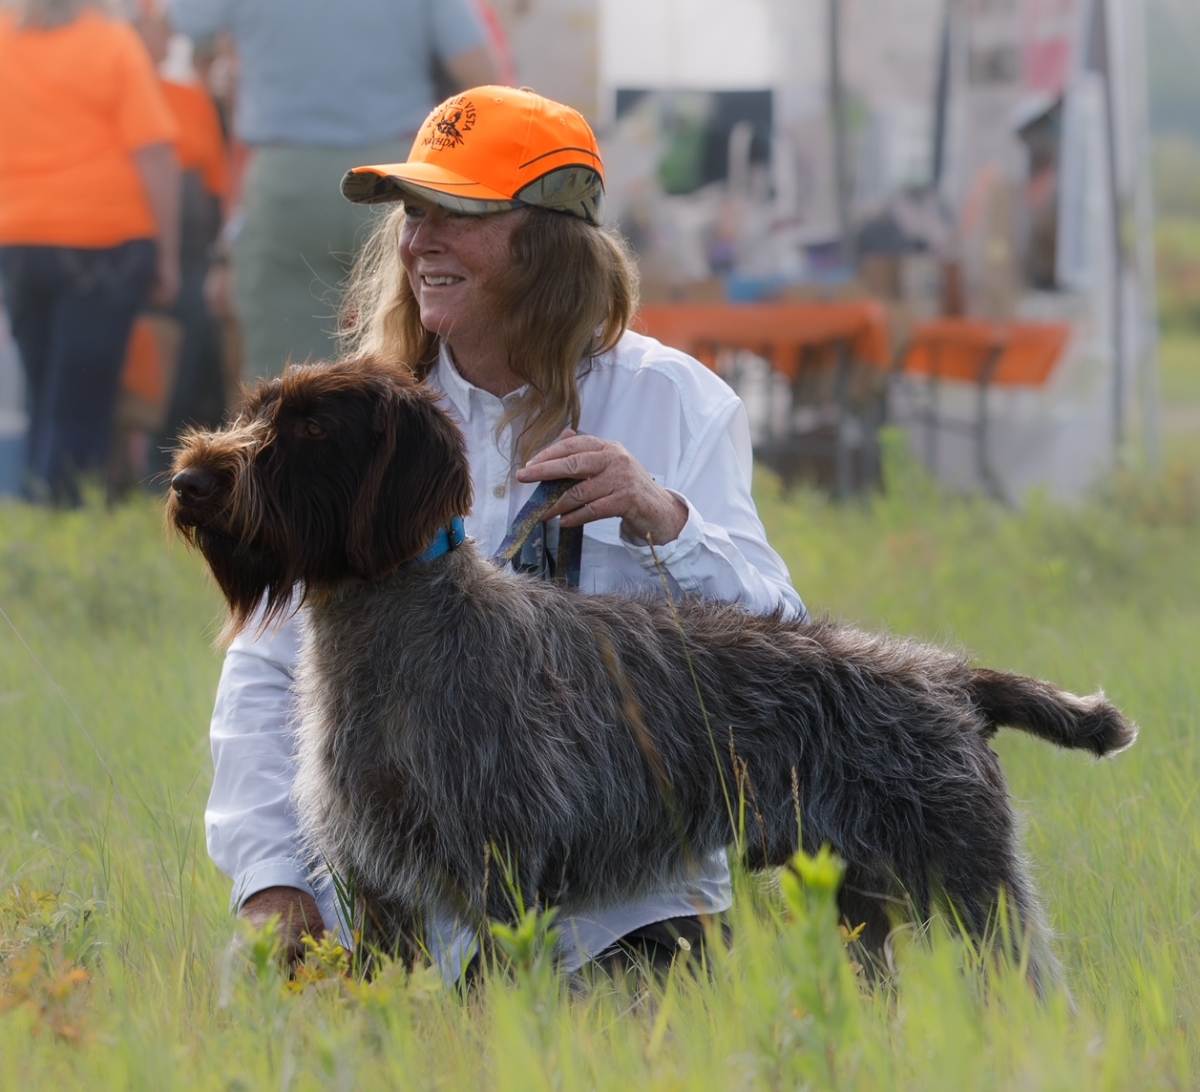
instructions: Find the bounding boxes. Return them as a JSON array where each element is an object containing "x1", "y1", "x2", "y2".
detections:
[
  {"x1": 340, "y1": 172, "x2": 521, "y2": 215},
  {"x1": 341, "y1": 165, "x2": 604, "y2": 225},
  {"x1": 514, "y1": 165, "x2": 605, "y2": 225}
]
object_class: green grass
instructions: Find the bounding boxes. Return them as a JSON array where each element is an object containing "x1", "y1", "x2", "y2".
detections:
[
  {"x1": 1, "y1": 434, "x2": 1198, "y2": 1088},
  {"x1": 1156, "y1": 216, "x2": 1200, "y2": 334},
  {"x1": 1156, "y1": 217, "x2": 1200, "y2": 408},
  {"x1": 1160, "y1": 323, "x2": 1200, "y2": 408}
]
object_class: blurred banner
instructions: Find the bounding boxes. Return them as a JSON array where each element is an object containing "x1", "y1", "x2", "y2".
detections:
[{"x1": 1021, "y1": 0, "x2": 1076, "y2": 98}]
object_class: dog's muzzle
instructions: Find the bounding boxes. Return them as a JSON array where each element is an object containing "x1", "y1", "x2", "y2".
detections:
[{"x1": 171, "y1": 466, "x2": 222, "y2": 526}]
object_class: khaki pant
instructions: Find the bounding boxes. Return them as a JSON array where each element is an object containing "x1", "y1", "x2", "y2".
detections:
[{"x1": 233, "y1": 139, "x2": 404, "y2": 381}]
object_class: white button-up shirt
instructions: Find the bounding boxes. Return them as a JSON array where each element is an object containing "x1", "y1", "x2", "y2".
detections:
[{"x1": 206, "y1": 330, "x2": 805, "y2": 978}]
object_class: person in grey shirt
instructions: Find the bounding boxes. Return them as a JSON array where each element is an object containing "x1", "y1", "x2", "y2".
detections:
[{"x1": 167, "y1": 0, "x2": 500, "y2": 381}]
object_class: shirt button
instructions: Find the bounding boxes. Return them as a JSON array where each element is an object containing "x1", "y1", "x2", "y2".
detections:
[{"x1": 493, "y1": 484, "x2": 507, "y2": 499}]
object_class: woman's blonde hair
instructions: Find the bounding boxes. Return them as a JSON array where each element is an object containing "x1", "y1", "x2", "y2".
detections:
[{"x1": 340, "y1": 206, "x2": 640, "y2": 464}]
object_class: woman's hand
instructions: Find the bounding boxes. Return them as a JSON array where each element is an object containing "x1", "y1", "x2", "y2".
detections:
[
  {"x1": 516, "y1": 429, "x2": 688, "y2": 545},
  {"x1": 239, "y1": 886, "x2": 325, "y2": 968}
]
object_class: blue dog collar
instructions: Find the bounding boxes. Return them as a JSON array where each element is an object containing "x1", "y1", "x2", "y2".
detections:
[{"x1": 418, "y1": 516, "x2": 466, "y2": 562}]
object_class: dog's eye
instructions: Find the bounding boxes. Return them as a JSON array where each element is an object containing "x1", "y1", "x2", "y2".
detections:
[{"x1": 299, "y1": 418, "x2": 326, "y2": 440}]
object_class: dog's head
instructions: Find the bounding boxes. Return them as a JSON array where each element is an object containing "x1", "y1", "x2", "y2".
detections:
[{"x1": 168, "y1": 356, "x2": 473, "y2": 632}]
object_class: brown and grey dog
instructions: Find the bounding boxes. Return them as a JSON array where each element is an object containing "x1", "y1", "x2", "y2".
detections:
[{"x1": 169, "y1": 356, "x2": 1136, "y2": 992}]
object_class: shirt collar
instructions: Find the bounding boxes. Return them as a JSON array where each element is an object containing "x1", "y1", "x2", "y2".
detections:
[{"x1": 432, "y1": 342, "x2": 528, "y2": 424}]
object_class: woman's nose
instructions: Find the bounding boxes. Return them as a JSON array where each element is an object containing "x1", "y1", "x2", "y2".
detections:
[{"x1": 405, "y1": 216, "x2": 444, "y2": 254}]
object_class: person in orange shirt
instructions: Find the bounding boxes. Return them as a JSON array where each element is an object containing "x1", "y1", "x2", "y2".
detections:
[{"x1": 0, "y1": 0, "x2": 181, "y2": 506}]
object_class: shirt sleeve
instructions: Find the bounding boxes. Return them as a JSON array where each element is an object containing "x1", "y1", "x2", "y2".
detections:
[
  {"x1": 205, "y1": 608, "x2": 326, "y2": 915},
  {"x1": 620, "y1": 396, "x2": 807, "y2": 620},
  {"x1": 112, "y1": 24, "x2": 177, "y2": 152},
  {"x1": 165, "y1": 0, "x2": 232, "y2": 41},
  {"x1": 430, "y1": 0, "x2": 489, "y2": 63}
]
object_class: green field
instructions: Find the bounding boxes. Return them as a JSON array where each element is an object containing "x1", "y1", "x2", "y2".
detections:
[{"x1": 1, "y1": 342, "x2": 1198, "y2": 1089}]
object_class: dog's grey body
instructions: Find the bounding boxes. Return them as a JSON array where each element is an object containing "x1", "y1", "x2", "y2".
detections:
[
  {"x1": 293, "y1": 539, "x2": 1127, "y2": 990},
  {"x1": 169, "y1": 357, "x2": 1136, "y2": 992}
]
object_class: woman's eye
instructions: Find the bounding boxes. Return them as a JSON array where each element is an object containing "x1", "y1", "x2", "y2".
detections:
[{"x1": 402, "y1": 204, "x2": 426, "y2": 222}]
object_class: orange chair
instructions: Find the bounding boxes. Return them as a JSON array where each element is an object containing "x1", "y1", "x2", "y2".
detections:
[{"x1": 891, "y1": 317, "x2": 1072, "y2": 498}]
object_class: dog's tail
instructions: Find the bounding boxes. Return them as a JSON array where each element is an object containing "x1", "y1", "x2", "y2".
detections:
[{"x1": 968, "y1": 668, "x2": 1137, "y2": 757}]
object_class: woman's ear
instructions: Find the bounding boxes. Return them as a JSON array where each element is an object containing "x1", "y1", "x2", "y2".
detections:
[{"x1": 346, "y1": 383, "x2": 473, "y2": 577}]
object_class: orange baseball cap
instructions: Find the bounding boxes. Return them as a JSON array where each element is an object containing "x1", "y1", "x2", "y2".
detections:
[{"x1": 341, "y1": 85, "x2": 604, "y2": 225}]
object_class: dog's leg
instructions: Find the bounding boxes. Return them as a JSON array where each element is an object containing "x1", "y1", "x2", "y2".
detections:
[
  {"x1": 357, "y1": 896, "x2": 425, "y2": 973},
  {"x1": 837, "y1": 866, "x2": 897, "y2": 986},
  {"x1": 1002, "y1": 860, "x2": 1064, "y2": 1001},
  {"x1": 479, "y1": 841, "x2": 548, "y2": 925},
  {"x1": 938, "y1": 828, "x2": 1064, "y2": 1000}
]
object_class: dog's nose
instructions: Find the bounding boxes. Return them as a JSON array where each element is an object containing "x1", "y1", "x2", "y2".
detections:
[{"x1": 172, "y1": 466, "x2": 218, "y2": 505}]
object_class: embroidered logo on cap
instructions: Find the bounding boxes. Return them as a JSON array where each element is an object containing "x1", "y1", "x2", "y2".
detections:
[{"x1": 426, "y1": 96, "x2": 477, "y2": 150}]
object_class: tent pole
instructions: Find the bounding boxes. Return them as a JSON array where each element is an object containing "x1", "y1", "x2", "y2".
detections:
[
  {"x1": 828, "y1": 0, "x2": 853, "y2": 268},
  {"x1": 1097, "y1": 0, "x2": 1128, "y2": 458}
]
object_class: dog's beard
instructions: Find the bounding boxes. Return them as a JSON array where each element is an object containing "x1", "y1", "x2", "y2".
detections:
[{"x1": 186, "y1": 521, "x2": 296, "y2": 634}]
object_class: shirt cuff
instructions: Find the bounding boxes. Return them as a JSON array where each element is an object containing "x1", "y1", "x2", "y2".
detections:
[
  {"x1": 230, "y1": 856, "x2": 318, "y2": 913},
  {"x1": 619, "y1": 490, "x2": 704, "y2": 578}
]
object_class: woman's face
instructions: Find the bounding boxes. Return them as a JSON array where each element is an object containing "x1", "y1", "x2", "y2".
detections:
[{"x1": 398, "y1": 196, "x2": 524, "y2": 350}]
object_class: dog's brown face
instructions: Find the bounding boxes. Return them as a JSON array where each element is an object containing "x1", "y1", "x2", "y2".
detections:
[{"x1": 168, "y1": 357, "x2": 473, "y2": 632}]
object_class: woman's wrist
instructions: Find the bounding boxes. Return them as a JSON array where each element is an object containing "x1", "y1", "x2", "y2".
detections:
[{"x1": 622, "y1": 489, "x2": 688, "y2": 546}]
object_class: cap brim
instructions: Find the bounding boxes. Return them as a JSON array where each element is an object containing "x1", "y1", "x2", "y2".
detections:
[{"x1": 341, "y1": 162, "x2": 518, "y2": 210}]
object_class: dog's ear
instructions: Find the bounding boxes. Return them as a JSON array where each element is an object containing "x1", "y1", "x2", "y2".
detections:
[{"x1": 347, "y1": 381, "x2": 473, "y2": 578}]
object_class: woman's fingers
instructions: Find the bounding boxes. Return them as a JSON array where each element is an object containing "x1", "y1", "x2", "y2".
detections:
[
  {"x1": 517, "y1": 433, "x2": 601, "y2": 477},
  {"x1": 543, "y1": 473, "x2": 617, "y2": 521},
  {"x1": 515, "y1": 434, "x2": 680, "y2": 539},
  {"x1": 558, "y1": 492, "x2": 627, "y2": 527},
  {"x1": 518, "y1": 448, "x2": 610, "y2": 484}
]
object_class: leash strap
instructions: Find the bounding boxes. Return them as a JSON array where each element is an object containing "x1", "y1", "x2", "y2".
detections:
[{"x1": 492, "y1": 478, "x2": 583, "y2": 588}]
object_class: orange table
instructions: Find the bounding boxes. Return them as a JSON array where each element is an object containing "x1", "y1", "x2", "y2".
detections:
[
  {"x1": 893, "y1": 317, "x2": 1073, "y2": 498},
  {"x1": 636, "y1": 299, "x2": 892, "y2": 379},
  {"x1": 635, "y1": 299, "x2": 893, "y2": 497}
]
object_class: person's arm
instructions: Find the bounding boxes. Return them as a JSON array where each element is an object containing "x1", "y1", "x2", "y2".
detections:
[
  {"x1": 109, "y1": 21, "x2": 181, "y2": 304},
  {"x1": 442, "y1": 43, "x2": 501, "y2": 92},
  {"x1": 206, "y1": 608, "x2": 328, "y2": 963},
  {"x1": 132, "y1": 143, "x2": 182, "y2": 307},
  {"x1": 431, "y1": 0, "x2": 500, "y2": 91}
]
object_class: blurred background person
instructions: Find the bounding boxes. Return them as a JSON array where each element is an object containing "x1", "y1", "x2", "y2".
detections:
[
  {"x1": 192, "y1": 32, "x2": 247, "y2": 436},
  {"x1": 1015, "y1": 99, "x2": 1063, "y2": 294},
  {"x1": 0, "y1": 0, "x2": 181, "y2": 507},
  {"x1": 127, "y1": 1, "x2": 230, "y2": 485},
  {"x1": 166, "y1": 0, "x2": 503, "y2": 383}
]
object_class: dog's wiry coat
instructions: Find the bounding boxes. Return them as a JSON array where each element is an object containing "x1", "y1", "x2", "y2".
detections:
[{"x1": 170, "y1": 356, "x2": 1136, "y2": 993}]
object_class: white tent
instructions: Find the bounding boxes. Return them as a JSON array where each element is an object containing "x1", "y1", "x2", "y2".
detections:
[{"x1": 923, "y1": 0, "x2": 1159, "y2": 501}]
